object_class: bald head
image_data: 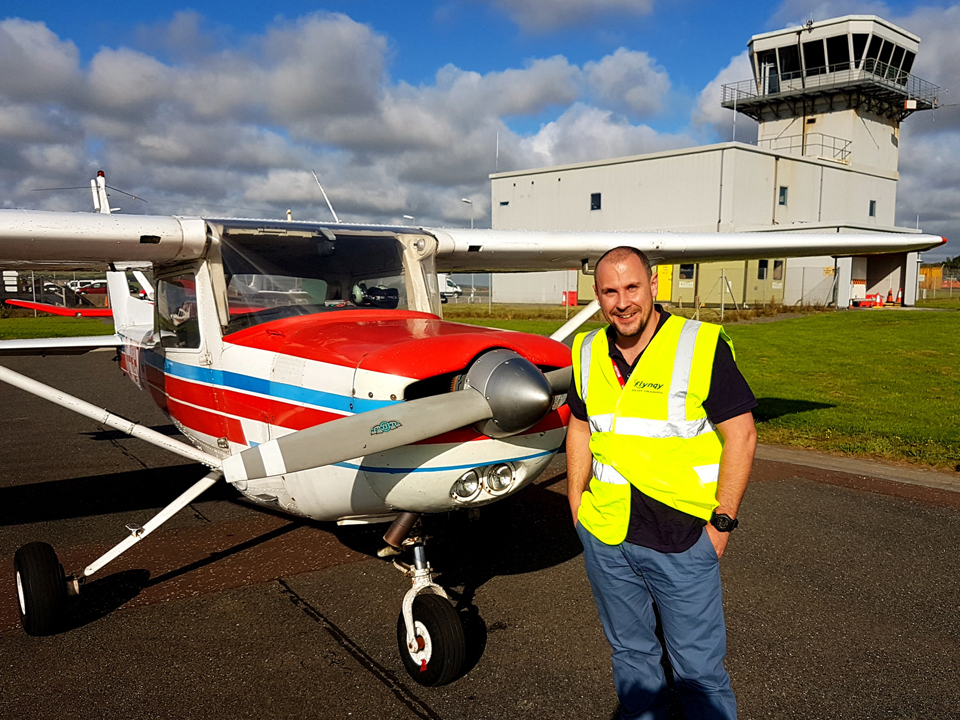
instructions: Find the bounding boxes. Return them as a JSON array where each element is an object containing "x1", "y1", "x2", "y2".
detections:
[{"x1": 595, "y1": 246, "x2": 653, "y2": 279}]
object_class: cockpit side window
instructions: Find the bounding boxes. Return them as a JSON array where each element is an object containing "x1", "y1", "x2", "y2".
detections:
[{"x1": 156, "y1": 271, "x2": 201, "y2": 349}]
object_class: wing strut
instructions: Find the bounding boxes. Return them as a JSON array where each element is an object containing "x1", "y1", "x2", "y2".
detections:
[{"x1": 550, "y1": 299, "x2": 601, "y2": 343}]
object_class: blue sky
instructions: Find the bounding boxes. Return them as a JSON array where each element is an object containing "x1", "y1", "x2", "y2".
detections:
[{"x1": 0, "y1": 0, "x2": 956, "y2": 259}]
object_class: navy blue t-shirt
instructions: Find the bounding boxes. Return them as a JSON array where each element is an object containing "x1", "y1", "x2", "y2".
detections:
[{"x1": 567, "y1": 307, "x2": 756, "y2": 552}]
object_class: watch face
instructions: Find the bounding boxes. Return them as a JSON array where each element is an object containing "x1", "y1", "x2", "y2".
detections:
[{"x1": 711, "y1": 513, "x2": 738, "y2": 532}]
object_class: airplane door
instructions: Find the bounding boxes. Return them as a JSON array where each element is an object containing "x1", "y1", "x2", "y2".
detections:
[{"x1": 154, "y1": 264, "x2": 241, "y2": 453}]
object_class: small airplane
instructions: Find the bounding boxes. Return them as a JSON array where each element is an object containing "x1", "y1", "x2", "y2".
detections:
[{"x1": 0, "y1": 174, "x2": 945, "y2": 685}]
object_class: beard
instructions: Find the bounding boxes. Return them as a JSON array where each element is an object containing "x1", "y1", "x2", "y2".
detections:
[{"x1": 606, "y1": 304, "x2": 651, "y2": 338}]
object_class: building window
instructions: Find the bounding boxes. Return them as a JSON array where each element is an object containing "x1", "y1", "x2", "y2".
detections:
[
  {"x1": 778, "y1": 186, "x2": 788, "y2": 206},
  {"x1": 499, "y1": 201, "x2": 509, "y2": 206},
  {"x1": 590, "y1": 193, "x2": 602, "y2": 211},
  {"x1": 773, "y1": 260, "x2": 784, "y2": 281},
  {"x1": 679, "y1": 264, "x2": 695, "y2": 280},
  {"x1": 758, "y1": 260, "x2": 769, "y2": 281},
  {"x1": 869, "y1": 200, "x2": 877, "y2": 217}
]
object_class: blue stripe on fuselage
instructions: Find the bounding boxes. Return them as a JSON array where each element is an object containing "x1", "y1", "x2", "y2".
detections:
[{"x1": 143, "y1": 350, "x2": 395, "y2": 414}]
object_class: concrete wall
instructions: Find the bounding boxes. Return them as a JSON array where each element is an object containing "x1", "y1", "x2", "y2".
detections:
[{"x1": 492, "y1": 270, "x2": 578, "y2": 304}]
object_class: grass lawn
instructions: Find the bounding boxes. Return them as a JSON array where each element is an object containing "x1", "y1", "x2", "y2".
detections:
[
  {"x1": 915, "y1": 296, "x2": 960, "y2": 310},
  {"x1": 726, "y1": 311, "x2": 960, "y2": 471},
  {"x1": 0, "y1": 316, "x2": 115, "y2": 339}
]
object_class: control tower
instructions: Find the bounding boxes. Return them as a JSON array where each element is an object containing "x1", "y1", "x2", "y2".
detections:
[{"x1": 721, "y1": 15, "x2": 939, "y2": 172}]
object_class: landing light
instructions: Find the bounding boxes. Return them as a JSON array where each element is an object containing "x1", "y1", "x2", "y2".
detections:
[
  {"x1": 484, "y1": 463, "x2": 514, "y2": 494},
  {"x1": 452, "y1": 470, "x2": 481, "y2": 500}
]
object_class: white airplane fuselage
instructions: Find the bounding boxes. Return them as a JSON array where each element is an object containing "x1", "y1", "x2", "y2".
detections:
[{"x1": 117, "y1": 221, "x2": 571, "y2": 525}]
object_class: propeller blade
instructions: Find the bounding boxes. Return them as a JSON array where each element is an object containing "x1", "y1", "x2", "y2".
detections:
[
  {"x1": 543, "y1": 366, "x2": 572, "y2": 395},
  {"x1": 223, "y1": 389, "x2": 493, "y2": 484}
]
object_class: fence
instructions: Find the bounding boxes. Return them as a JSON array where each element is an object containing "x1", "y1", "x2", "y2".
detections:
[{"x1": 919, "y1": 271, "x2": 960, "y2": 300}]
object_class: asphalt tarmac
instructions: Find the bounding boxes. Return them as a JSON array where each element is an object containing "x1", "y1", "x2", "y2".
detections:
[{"x1": 1, "y1": 352, "x2": 959, "y2": 719}]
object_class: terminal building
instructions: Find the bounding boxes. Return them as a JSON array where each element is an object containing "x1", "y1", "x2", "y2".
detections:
[{"x1": 489, "y1": 15, "x2": 940, "y2": 308}]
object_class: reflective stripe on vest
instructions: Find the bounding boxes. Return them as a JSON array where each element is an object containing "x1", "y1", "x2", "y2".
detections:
[
  {"x1": 579, "y1": 328, "x2": 601, "y2": 406},
  {"x1": 572, "y1": 316, "x2": 729, "y2": 545}
]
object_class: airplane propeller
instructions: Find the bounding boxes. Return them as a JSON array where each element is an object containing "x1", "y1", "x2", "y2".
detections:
[{"x1": 222, "y1": 349, "x2": 556, "y2": 485}]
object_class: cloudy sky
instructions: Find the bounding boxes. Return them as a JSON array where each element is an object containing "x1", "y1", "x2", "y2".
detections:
[{"x1": 0, "y1": 0, "x2": 956, "y2": 259}]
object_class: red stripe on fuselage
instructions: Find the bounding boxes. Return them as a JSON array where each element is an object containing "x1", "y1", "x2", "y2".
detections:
[{"x1": 166, "y1": 398, "x2": 247, "y2": 446}]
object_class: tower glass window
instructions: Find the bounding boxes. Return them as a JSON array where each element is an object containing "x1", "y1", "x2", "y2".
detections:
[
  {"x1": 852, "y1": 34, "x2": 869, "y2": 68},
  {"x1": 803, "y1": 40, "x2": 826, "y2": 75},
  {"x1": 778, "y1": 46, "x2": 801, "y2": 78},
  {"x1": 889, "y1": 46, "x2": 905, "y2": 79},
  {"x1": 865, "y1": 35, "x2": 883, "y2": 70},
  {"x1": 826, "y1": 35, "x2": 850, "y2": 72}
]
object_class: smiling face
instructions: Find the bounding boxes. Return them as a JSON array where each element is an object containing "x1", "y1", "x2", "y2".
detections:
[{"x1": 594, "y1": 251, "x2": 659, "y2": 340}]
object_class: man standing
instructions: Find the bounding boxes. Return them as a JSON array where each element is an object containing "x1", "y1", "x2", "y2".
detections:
[{"x1": 567, "y1": 247, "x2": 757, "y2": 720}]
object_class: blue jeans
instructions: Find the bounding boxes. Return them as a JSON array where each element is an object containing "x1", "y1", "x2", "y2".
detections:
[{"x1": 576, "y1": 523, "x2": 737, "y2": 720}]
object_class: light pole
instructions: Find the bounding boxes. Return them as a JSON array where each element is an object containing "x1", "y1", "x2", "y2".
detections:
[{"x1": 460, "y1": 198, "x2": 474, "y2": 229}]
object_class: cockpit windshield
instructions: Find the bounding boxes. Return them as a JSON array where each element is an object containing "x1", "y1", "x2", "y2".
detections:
[{"x1": 219, "y1": 231, "x2": 408, "y2": 334}]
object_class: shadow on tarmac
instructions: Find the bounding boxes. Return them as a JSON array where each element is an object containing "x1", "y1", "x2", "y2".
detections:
[
  {"x1": 58, "y1": 520, "x2": 307, "y2": 633},
  {"x1": 62, "y1": 569, "x2": 150, "y2": 632},
  {"x1": 0, "y1": 464, "x2": 237, "y2": 525}
]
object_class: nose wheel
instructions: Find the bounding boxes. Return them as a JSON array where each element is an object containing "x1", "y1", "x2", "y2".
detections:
[
  {"x1": 384, "y1": 520, "x2": 466, "y2": 687},
  {"x1": 14, "y1": 542, "x2": 67, "y2": 636},
  {"x1": 396, "y1": 592, "x2": 465, "y2": 686}
]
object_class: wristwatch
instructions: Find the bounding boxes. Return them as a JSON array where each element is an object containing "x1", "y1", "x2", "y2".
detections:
[{"x1": 710, "y1": 512, "x2": 739, "y2": 533}]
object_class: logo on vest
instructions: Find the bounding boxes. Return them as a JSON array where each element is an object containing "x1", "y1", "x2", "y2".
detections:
[{"x1": 632, "y1": 381, "x2": 664, "y2": 393}]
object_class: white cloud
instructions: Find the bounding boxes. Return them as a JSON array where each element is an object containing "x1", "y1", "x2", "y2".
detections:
[
  {"x1": 519, "y1": 103, "x2": 693, "y2": 166},
  {"x1": 0, "y1": 19, "x2": 82, "y2": 101},
  {"x1": 489, "y1": 0, "x2": 654, "y2": 32},
  {"x1": 693, "y1": 50, "x2": 757, "y2": 142},
  {"x1": 584, "y1": 48, "x2": 670, "y2": 117},
  {"x1": 0, "y1": 13, "x2": 695, "y2": 227}
]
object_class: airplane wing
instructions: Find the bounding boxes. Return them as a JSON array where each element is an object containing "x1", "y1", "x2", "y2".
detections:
[
  {"x1": 428, "y1": 228, "x2": 947, "y2": 272},
  {"x1": 0, "y1": 208, "x2": 945, "y2": 274},
  {"x1": 0, "y1": 210, "x2": 207, "y2": 269}
]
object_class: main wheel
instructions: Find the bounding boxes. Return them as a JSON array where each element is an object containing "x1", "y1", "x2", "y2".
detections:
[
  {"x1": 396, "y1": 593, "x2": 466, "y2": 686},
  {"x1": 14, "y1": 542, "x2": 67, "y2": 636}
]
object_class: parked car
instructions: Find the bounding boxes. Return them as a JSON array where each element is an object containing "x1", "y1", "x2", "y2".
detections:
[{"x1": 77, "y1": 280, "x2": 108, "y2": 295}]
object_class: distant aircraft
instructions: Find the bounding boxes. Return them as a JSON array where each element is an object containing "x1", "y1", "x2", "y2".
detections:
[{"x1": 0, "y1": 174, "x2": 944, "y2": 685}]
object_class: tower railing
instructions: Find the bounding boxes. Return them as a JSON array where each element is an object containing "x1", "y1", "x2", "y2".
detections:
[
  {"x1": 757, "y1": 132, "x2": 852, "y2": 163},
  {"x1": 721, "y1": 59, "x2": 940, "y2": 113}
]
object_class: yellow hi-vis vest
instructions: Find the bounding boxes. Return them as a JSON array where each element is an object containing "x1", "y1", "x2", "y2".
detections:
[{"x1": 572, "y1": 315, "x2": 733, "y2": 546}]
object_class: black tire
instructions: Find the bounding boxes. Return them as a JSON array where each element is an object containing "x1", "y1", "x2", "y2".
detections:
[
  {"x1": 396, "y1": 593, "x2": 466, "y2": 686},
  {"x1": 14, "y1": 542, "x2": 66, "y2": 636}
]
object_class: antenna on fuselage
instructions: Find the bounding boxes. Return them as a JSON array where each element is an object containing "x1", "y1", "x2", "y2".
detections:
[
  {"x1": 311, "y1": 170, "x2": 341, "y2": 224},
  {"x1": 32, "y1": 171, "x2": 144, "y2": 214},
  {"x1": 88, "y1": 171, "x2": 145, "y2": 214}
]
